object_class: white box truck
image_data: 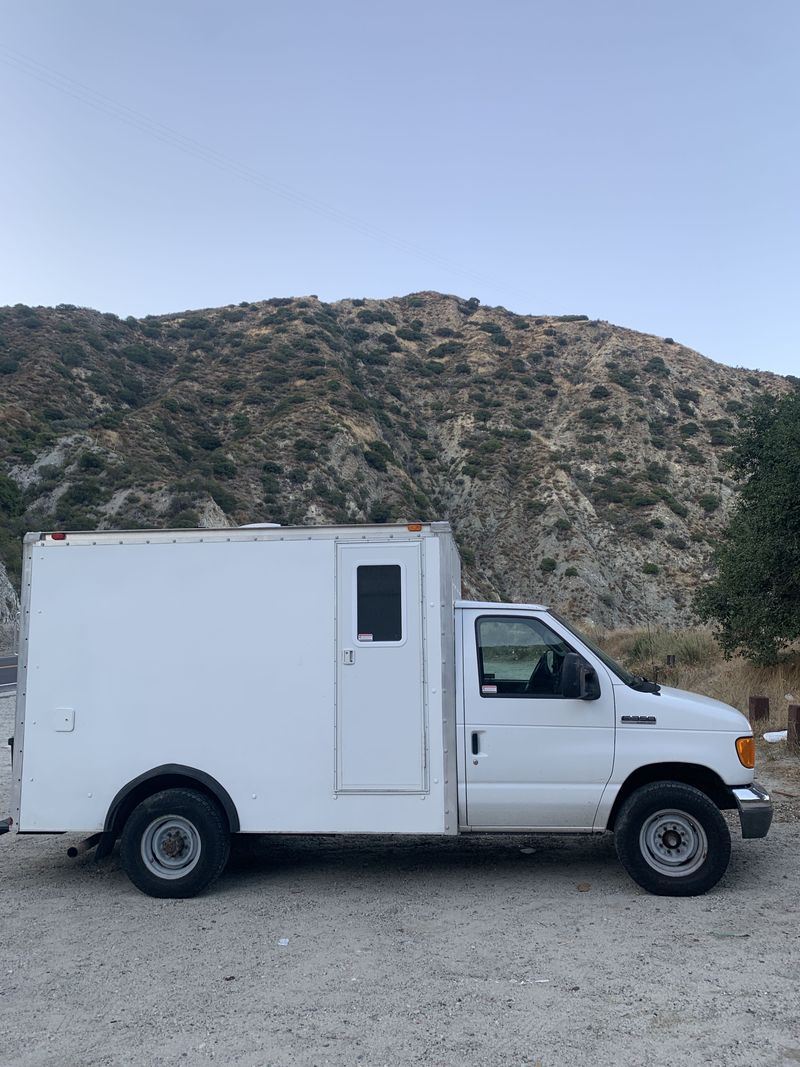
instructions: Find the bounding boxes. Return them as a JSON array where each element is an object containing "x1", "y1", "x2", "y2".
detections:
[{"x1": 1, "y1": 521, "x2": 771, "y2": 898}]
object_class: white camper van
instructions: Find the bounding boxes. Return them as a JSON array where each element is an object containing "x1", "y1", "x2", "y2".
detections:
[{"x1": 1, "y1": 522, "x2": 771, "y2": 898}]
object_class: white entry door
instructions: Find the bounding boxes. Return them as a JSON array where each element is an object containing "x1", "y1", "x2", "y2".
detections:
[
  {"x1": 461, "y1": 609, "x2": 615, "y2": 829},
  {"x1": 336, "y1": 542, "x2": 426, "y2": 793}
]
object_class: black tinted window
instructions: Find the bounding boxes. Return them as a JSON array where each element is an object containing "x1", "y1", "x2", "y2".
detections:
[{"x1": 357, "y1": 565, "x2": 402, "y2": 642}]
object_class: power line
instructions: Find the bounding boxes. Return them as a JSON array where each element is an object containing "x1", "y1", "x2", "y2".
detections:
[{"x1": 0, "y1": 43, "x2": 532, "y2": 303}]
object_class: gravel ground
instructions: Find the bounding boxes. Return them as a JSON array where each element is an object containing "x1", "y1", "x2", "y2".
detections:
[{"x1": 1, "y1": 691, "x2": 799, "y2": 1067}]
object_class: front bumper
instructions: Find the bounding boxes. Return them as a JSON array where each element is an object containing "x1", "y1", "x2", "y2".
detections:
[{"x1": 732, "y1": 782, "x2": 773, "y2": 839}]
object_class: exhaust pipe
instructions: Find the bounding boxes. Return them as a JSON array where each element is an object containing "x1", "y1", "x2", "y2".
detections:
[{"x1": 67, "y1": 833, "x2": 102, "y2": 858}]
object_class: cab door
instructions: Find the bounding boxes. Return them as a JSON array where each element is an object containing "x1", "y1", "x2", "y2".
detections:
[{"x1": 461, "y1": 609, "x2": 615, "y2": 829}]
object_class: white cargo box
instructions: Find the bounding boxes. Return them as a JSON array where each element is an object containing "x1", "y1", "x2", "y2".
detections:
[{"x1": 12, "y1": 522, "x2": 461, "y2": 836}]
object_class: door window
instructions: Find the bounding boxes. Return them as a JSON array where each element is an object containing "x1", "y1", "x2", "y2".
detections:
[
  {"x1": 476, "y1": 616, "x2": 574, "y2": 697},
  {"x1": 356, "y1": 564, "x2": 402, "y2": 643}
]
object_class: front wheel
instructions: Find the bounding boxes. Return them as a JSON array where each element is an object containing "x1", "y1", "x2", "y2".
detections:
[
  {"x1": 614, "y1": 781, "x2": 731, "y2": 896},
  {"x1": 120, "y1": 788, "x2": 230, "y2": 898}
]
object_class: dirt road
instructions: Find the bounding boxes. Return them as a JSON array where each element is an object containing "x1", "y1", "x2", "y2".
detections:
[{"x1": 1, "y1": 692, "x2": 798, "y2": 1067}]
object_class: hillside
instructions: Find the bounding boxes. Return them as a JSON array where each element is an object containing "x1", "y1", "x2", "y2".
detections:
[{"x1": 0, "y1": 292, "x2": 789, "y2": 647}]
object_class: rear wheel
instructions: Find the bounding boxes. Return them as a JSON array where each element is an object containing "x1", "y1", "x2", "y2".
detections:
[
  {"x1": 120, "y1": 788, "x2": 230, "y2": 898},
  {"x1": 614, "y1": 781, "x2": 731, "y2": 896}
]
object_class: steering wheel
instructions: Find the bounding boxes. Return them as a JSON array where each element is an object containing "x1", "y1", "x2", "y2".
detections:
[{"x1": 524, "y1": 650, "x2": 565, "y2": 695}]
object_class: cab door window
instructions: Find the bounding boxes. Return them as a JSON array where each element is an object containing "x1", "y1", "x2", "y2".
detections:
[{"x1": 476, "y1": 616, "x2": 574, "y2": 697}]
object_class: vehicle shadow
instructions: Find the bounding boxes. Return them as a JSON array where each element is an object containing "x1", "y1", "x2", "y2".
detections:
[{"x1": 221, "y1": 830, "x2": 624, "y2": 891}]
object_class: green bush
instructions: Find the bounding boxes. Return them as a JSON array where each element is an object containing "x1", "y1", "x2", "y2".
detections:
[
  {"x1": 540, "y1": 557, "x2": 557, "y2": 573},
  {"x1": 698, "y1": 493, "x2": 720, "y2": 512},
  {"x1": 563, "y1": 566, "x2": 579, "y2": 577},
  {"x1": 644, "y1": 355, "x2": 670, "y2": 377},
  {"x1": 210, "y1": 455, "x2": 237, "y2": 479},
  {"x1": 662, "y1": 494, "x2": 689, "y2": 518},
  {"x1": 194, "y1": 431, "x2": 222, "y2": 451},
  {"x1": 208, "y1": 484, "x2": 237, "y2": 512},
  {"x1": 368, "y1": 501, "x2": 391, "y2": 523},
  {"x1": 356, "y1": 308, "x2": 396, "y2": 326},
  {"x1": 170, "y1": 509, "x2": 201, "y2": 527},
  {"x1": 609, "y1": 367, "x2": 639, "y2": 392},
  {"x1": 364, "y1": 441, "x2": 394, "y2": 472},
  {"x1": 78, "y1": 452, "x2": 105, "y2": 472},
  {"x1": 428, "y1": 340, "x2": 465, "y2": 358},
  {"x1": 642, "y1": 562, "x2": 659, "y2": 575}
]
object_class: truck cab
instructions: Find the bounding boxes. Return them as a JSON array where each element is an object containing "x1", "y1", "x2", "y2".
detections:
[{"x1": 455, "y1": 601, "x2": 772, "y2": 894}]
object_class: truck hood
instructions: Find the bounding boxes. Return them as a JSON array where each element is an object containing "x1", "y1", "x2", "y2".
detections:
[{"x1": 614, "y1": 683, "x2": 751, "y2": 732}]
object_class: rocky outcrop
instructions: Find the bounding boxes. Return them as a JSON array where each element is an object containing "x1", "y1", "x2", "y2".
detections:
[{"x1": 0, "y1": 562, "x2": 17, "y2": 653}]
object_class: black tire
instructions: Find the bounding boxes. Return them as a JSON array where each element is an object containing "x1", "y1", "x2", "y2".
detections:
[
  {"x1": 614, "y1": 781, "x2": 731, "y2": 897},
  {"x1": 119, "y1": 788, "x2": 230, "y2": 899}
]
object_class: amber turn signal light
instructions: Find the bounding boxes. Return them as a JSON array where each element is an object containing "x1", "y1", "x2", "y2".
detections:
[
  {"x1": 736, "y1": 736, "x2": 755, "y2": 769},
  {"x1": 406, "y1": 523, "x2": 423, "y2": 532}
]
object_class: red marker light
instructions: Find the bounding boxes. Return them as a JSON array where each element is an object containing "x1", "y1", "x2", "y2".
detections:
[{"x1": 50, "y1": 532, "x2": 67, "y2": 541}]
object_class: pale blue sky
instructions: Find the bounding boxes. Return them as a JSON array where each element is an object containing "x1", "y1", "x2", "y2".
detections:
[{"x1": 1, "y1": 1, "x2": 798, "y2": 374}]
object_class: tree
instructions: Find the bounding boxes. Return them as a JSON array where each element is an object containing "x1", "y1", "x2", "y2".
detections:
[{"x1": 694, "y1": 385, "x2": 800, "y2": 663}]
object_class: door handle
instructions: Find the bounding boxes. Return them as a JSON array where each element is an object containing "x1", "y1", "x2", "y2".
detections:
[
  {"x1": 343, "y1": 649, "x2": 354, "y2": 665},
  {"x1": 471, "y1": 731, "x2": 480, "y2": 756}
]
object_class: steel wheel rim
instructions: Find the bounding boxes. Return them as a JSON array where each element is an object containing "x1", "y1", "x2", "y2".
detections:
[
  {"x1": 639, "y1": 808, "x2": 708, "y2": 877},
  {"x1": 141, "y1": 815, "x2": 202, "y2": 879}
]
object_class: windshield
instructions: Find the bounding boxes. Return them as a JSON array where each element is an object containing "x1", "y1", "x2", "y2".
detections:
[{"x1": 549, "y1": 610, "x2": 638, "y2": 686}]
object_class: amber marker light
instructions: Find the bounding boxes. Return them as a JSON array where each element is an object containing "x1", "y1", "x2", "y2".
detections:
[
  {"x1": 736, "y1": 736, "x2": 755, "y2": 769},
  {"x1": 407, "y1": 523, "x2": 423, "y2": 532}
]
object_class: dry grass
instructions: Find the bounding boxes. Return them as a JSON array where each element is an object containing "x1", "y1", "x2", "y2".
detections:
[{"x1": 592, "y1": 627, "x2": 800, "y2": 734}]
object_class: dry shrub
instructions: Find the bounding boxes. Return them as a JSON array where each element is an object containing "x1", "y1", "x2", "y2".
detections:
[{"x1": 592, "y1": 627, "x2": 800, "y2": 732}]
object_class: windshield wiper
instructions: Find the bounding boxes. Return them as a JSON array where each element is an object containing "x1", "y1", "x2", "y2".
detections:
[{"x1": 629, "y1": 675, "x2": 661, "y2": 695}]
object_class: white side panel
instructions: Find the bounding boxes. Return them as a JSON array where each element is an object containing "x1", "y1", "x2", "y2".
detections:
[{"x1": 18, "y1": 535, "x2": 449, "y2": 834}]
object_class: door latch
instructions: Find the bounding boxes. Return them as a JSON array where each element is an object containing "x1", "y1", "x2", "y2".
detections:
[{"x1": 342, "y1": 649, "x2": 355, "y2": 665}]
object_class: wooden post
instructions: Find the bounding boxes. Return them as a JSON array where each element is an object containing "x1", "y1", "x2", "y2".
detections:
[
  {"x1": 788, "y1": 705, "x2": 800, "y2": 752},
  {"x1": 748, "y1": 696, "x2": 769, "y2": 726}
]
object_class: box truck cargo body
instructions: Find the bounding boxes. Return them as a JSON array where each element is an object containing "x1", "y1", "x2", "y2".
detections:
[
  {"x1": 1, "y1": 522, "x2": 772, "y2": 898},
  {"x1": 11, "y1": 523, "x2": 460, "y2": 837}
]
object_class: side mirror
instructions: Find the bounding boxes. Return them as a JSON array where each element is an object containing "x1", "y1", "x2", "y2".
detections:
[{"x1": 561, "y1": 652, "x2": 601, "y2": 700}]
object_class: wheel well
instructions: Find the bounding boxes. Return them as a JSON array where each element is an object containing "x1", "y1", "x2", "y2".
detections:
[
  {"x1": 607, "y1": 763, "x2": 736, "y2": 829},
  {"x1": 104, "y1": 765, "x2": 240, "y2": 837}
]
